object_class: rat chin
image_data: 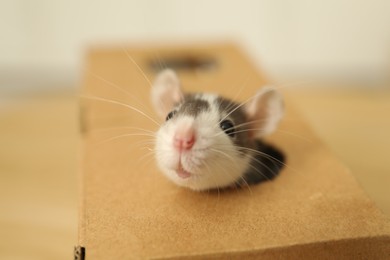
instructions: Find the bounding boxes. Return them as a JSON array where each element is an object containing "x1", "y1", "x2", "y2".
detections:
[
  {"x1": 176, "y1": 166, "x2": 192, "y2": 179},
  {"x1": 162, "y1": 164, "x2": 242, "y2": 191},
  {"x1": 164, "y1": 168, "x2": 198, "y2": 188}
]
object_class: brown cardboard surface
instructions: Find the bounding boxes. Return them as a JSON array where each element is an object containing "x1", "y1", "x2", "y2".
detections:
[{"x1": 79, "y1": 43, "x2": 390, "y2": 259}]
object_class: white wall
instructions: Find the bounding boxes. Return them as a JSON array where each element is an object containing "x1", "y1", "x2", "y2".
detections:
[{"x1": 1, "y1": 0, "x2": 390, "y2": 92}]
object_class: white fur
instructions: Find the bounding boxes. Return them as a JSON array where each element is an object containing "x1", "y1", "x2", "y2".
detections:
[{"x1": 155, "y1": 94, "x2": 250, "y2": 191}]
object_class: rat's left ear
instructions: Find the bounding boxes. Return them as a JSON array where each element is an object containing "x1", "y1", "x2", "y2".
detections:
[
  {"x1": 244, "y1": 86, "x2": 284, "y2": 137},
  {"x1": 151, "y1": 69, "x2": 184, "y2": 119}
]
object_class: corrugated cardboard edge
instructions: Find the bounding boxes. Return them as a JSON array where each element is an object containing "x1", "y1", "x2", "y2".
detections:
[
  {"x1": 76, "y1": 94, "x2": 87, "y2": 257},
  {"x1": 74, "y1": 246, "x2": 86, "y2": 260}
]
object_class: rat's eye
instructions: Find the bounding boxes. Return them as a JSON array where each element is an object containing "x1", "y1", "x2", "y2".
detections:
[
  {"x1": 166, "y1": 110, "x2": 176, "y2": 121},
  {"x1": 220, "y1": 120, "x2": 235, "y2": 137}
]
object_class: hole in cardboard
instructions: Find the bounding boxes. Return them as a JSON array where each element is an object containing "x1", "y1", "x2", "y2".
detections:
[{"x1": 149, "y1": 55, "x2": 217, "y2": 72}]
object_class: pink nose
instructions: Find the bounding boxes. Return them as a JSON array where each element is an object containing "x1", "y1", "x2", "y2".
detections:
[{"x1": 174, "y1": 127, "x2": 195, "y2": 151}]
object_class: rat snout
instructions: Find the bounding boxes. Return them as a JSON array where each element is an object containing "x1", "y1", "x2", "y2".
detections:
[
  {"x1": 173, "y1": 121, "x2": 196, "y2": 151},
  {"x1": 174, "y1": 129, "x2": 195, "y2": 151}
]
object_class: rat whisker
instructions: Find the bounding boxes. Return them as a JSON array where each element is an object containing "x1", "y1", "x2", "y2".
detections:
[
  {"x1": 81, "y1": 95, "x2": 161, "y2": 127},
  {"x1": 137, "y1": 151, "x2": 156, "y2": 165},
  {"x1": 245, "y1": 163, "x2": 271, "y2": 181},
  {"x1": 121, "y1": 45, "x2": 152, "y2": 87},
  {"x1": 242, "y1": 152, "x2": 279, "y2": 178},
  {"x1": 230, "y1": 145, "x2": 302, "y2": 177},
  {"x1": 128, "y1": 140, "x2": 156, "y2": 150},
  {"x1": 212, "y1": 127, "x2": 266, "y2": 138},
  {"x1": 216, "y1": 146, "x2": 275, "y2": 183},
  {"x1": 219, "y1": 76, "x2": 250, "y2": 113},
  {"x1": 210, "y1": 148, "x2": 251, "y2": 178},
  {"x1": 211, "y1": 120, "x2": 267, "y2": 138},
  {"x1": 229, "y1": 119, "x2": 269, "y2": 130},
  {"x1": 136, "y1": 152, "x2": 157, "y2": 170},
  {"x1": 213, "y1": 146, "x2": 271, "y2": 181},
  {"x1": 213, "y1": 126, "x2": 313, "y2": 143},
  {"x1": 94, "y1": 133, "x2": 156, "y2": 147},
  {"x1": 90, "y1": 126, "x2": 156, "y2": 135},
  {"x1": 234, "y1": 171, "x2": 255, "y2": 194},
  {"x1": 276, "y1": 129, "x2": 313, "y2": 143},
  {"x1": 84, "y1": 68, "x2": 153, "y2": 115},
  {"x1": 215, "y1": 154, "x2": 247, "y2": 193},
  {"x1": 216, "y1": 158, "x2": 252, "y2": 193},
  {"x1": 205, "y1": 162, "x2": 221, "y2": 201},
  {"x1": 216, "y1": 94, "x2": 257, "y2": 127},
  {"x1": 153, "y1": 52, "x2": 167, "y2": 71},
  {"x1": 216, "y1": 144, "x2": 285, "y2": 167},
  {"x1": 231, "y1": 75, "x2": 251, "y2": 102}
]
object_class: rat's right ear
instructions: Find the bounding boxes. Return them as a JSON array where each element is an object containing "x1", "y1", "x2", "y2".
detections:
[
  {"x1": 151, "y1": 69, "x2": 184, "y2": 119},
  {"x1": 244, "y1": 86, "x2": 284, "y2": 138}
]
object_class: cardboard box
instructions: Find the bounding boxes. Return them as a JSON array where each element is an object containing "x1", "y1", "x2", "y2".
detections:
[{"x1": 78, "y1": 43, "x2": 390, "y2": 259}]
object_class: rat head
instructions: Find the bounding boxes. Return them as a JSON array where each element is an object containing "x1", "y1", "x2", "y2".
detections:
[{"x1": 151, "y1": 69, "x2": 284, "y2": 191}]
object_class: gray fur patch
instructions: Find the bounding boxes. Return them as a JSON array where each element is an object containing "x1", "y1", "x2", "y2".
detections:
[
  {"x1": 215, "y1": 97, "x2": 253, "y2": 153},
  {"x1": 176, "y1": 94, "x2": 210, "y2": 117}
]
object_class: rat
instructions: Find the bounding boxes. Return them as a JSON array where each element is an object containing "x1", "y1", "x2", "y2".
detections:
[{"x1": 151, "y1": 69, "x2": 285, "y2": 191}]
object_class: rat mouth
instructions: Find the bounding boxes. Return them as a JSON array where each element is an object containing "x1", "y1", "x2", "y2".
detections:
[{"x1": 176, "y1": 163, "x2": 192, "y2": 179}]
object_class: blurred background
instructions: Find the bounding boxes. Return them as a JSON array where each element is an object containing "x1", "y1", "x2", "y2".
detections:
[
  {"x1": 1, "y1": 0, "x2": 389, "y2": 259},
  {"x1": 2, "y1": 0, "x2": 390, "y2": 93}
]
